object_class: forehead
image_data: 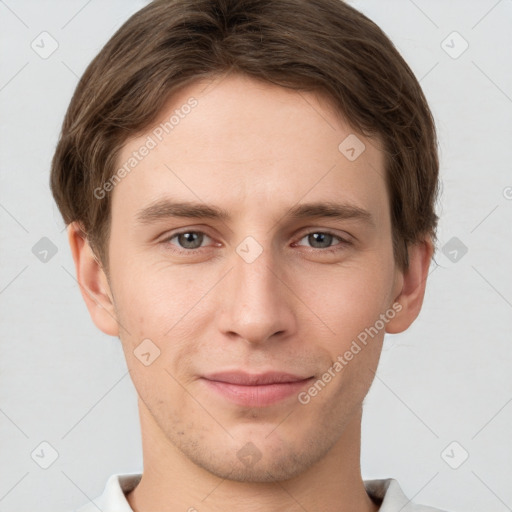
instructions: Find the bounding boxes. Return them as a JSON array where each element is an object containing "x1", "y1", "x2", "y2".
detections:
[{"x1": 112, "y1": 73, "x2": 388, "y2": 223}]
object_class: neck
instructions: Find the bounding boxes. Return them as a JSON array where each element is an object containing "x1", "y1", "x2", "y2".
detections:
[{"x1": 126, "y1": 401, "x2": 379, "y2": 512}]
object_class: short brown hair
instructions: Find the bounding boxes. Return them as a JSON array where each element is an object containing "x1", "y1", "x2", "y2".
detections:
[{"x1": 50, "y1": 0, "x2": 439, "y2": 272}]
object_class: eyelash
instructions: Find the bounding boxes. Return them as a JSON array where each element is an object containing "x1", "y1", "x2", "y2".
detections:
[{"x1": 161, "y1": 229, "x2": 351, "y2": 255}]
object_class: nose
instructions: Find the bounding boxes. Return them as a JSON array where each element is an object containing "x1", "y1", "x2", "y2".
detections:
[{"x1": 216, "y1": 242, "x2": 297, "y2": 345}]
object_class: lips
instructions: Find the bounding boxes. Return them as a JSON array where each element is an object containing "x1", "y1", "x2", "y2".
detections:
[
  {"x1": 202, "y1": 371, "x2": 311, "y2": 385},
  {"x1": 200, "y1": 371, "x2": 314, "y2": 407}
]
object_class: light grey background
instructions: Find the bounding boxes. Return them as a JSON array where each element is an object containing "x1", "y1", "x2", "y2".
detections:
[{"x1": 1, "y1": 1, "x2": 511, "y2": 511}]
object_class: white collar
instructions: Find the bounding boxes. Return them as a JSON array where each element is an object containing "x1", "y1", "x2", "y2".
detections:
[{"x1": 77, "y1": 473, "x2": 445, "y2": 511}]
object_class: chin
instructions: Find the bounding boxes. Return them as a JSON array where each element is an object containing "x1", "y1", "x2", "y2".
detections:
[{"x1": 179, "y1": 431, "x2": 332, "y2": 483}]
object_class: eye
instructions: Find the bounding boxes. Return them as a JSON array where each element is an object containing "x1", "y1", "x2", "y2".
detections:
[
  {"x1": 165, "y1": 230, "x2": 213, "y2": 250},
  {"x1": 295, "y1": 231, "x2": 349, "y2": 250}
]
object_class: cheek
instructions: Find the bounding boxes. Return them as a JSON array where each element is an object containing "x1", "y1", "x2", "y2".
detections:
[
  {"x1": 293, "y1": 258, "x2": 395, "y2": 349},
  {"x1": 110, "y1": 258, "x2": 218, "y2": 379},
  {"x1": 111, "y1": 266, "x2": 203, "y2": 394},
  {"x1": 111, "y1": 258, "x2": 197, "y2": 329}
]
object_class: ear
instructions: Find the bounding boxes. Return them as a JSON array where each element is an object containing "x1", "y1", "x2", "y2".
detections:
[
  {"x1": 386, "y1": 237, "x2": 434, "y2": 334},
  {"x1": 67, "y1": 221, "x2": 119, "y2": 337}
]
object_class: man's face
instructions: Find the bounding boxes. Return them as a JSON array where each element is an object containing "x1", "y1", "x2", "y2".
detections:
[{"x1": 106, "y1": 73, "x2": 403, "y2": 481}]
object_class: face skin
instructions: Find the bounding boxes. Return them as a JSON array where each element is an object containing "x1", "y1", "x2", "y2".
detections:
[{"x1": 69, "y1": 73, "x2": 433, "y2": 512}]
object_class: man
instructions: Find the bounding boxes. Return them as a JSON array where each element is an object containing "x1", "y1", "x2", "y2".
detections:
[{"x1": 51, "y1": 0, "x2": 446, "y2": 510}]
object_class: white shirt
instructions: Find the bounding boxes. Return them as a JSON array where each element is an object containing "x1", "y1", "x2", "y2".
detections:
[{"x1": 74, "y1": 473, "x2": 448, "y2": 511}]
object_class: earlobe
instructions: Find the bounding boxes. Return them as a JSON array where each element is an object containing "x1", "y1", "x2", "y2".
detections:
[
  {"x1": 385, "y1": 237, "x2": 434, "y2": 334},
  {"x1": 67, "y1": 222, "x2": 120, "y2": 337}
]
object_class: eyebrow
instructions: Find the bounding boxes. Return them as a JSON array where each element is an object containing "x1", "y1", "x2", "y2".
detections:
[{"x1": 135, "y1": 199, "x2": 374, "y2": 227}]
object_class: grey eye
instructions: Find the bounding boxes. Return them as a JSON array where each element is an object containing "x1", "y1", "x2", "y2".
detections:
[
  {"x1": 174, "y1": 231, "x2": 205, "y2": 249},
  {"x1": 298, "y1": 232, "x2": 338, "y2": 249}
]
